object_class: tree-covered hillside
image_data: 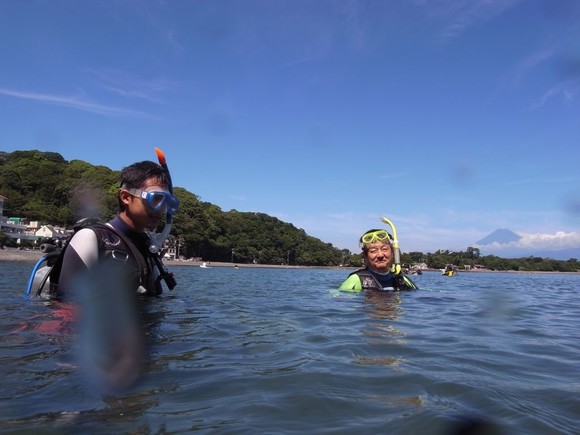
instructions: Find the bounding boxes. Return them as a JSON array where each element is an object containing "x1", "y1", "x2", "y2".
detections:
[
  {"x1": 1, "y1": 150, "x2": 578, "y2": 272},
  {"x1": 0, "y1": 150, "x2": 344, "y2": 266}
]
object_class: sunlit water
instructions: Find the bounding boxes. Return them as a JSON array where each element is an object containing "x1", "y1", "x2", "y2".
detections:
[{"x1": 1, "y1": 262, "x2": 579, "y2": 434}]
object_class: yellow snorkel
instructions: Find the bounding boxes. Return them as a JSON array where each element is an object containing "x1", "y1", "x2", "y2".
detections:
[{"x1": 381, "y1": 217, "x2": 401, "y2": 276}]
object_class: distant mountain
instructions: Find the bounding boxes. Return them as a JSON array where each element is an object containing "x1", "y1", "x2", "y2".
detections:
[
  {"x1": 475, "y1": 229, "x2": 580, "y2": 260},
  {"x1": 476, "y1": 229, "x2": 522, "y2": 245}
]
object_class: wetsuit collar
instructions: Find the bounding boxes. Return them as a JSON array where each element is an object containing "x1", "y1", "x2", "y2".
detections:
[
  {"x1": 366, "y1": 267, "x2": 392, "y2": 278},
  {"x1": 110, "y1": 215, "x2": 149, "y2": 242}
]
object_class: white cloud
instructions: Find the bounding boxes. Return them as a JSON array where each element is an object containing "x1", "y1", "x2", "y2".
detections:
[
  {"x1": 503, "y1": 175, "x2": 580, "y2": 186},
  {"x1": 511, "y1": 48, "x2": 555, "y2": 88},
  {"x1": 531, "y1": 78, "x2": 580, "y2": 109},
  {"x1": 0, "y1": 87, "x2": 154, "y2": 118},
  {"x1": 416, "y1": 0, "x2": 523, "y2": 42},
  {"x1": 83, "y1": 68, "x2": 172, "y2": 104},
  {"x1": 485, "y1": 231, "x2": 580, "y2": 251}
]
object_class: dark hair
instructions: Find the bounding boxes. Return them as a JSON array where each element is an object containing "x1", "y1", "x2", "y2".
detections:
[
  {"x1": 360, "y1": 228, "x2": 392, "y2": 253},
  {"x1": 120, "y1": 161, "x2": 170, "y2": 190},
  {"x1": 118, "y1": 161, "x2": 170, "y2": 210}
]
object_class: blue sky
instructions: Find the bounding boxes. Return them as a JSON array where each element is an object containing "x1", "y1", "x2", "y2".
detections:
[{"x1": 1, "y1": 0, "x2": 579, "y2": 255}]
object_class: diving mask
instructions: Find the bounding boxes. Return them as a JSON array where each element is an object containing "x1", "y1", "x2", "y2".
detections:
[
  {"x1": 360, "y1": 229, "x2": 391, "y2": 245},
  {"x1": 127, "y1": 188, "x2": 180, "y2": 215}
]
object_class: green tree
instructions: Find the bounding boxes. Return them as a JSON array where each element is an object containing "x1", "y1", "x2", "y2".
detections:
[{"x1": 3, "y1": 150, "x2": 580, "y2": 270}]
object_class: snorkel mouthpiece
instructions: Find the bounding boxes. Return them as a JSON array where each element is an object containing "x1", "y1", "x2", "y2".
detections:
[{"x1": 149, "y1": 222, "x2": 171, "y2": 254}]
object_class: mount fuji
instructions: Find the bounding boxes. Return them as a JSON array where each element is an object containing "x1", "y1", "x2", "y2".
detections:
[
  {"x1": 476, "y1": 229, "x2": 521, "y2": 245},
  {"x1": 474, "y1": 229, "x2": 580, "y2": 260}
]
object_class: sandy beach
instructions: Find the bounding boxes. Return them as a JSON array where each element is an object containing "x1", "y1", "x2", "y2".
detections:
[
  {"x1": 0, "y1": 248, "x2": 44, "y2": 263},
  {"x1": 0, "y1": 247, "x2": 309, "y2": 269}
]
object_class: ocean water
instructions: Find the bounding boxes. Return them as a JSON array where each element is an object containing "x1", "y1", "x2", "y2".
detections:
[{"x1": 1, "y1": 262, "x2": 579, "y2": 434}]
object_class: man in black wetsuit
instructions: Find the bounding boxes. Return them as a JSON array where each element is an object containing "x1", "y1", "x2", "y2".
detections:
[
  {"x1": 51, "y1": 158, "x2": 179, "y2": 391},
  {"x1": 56, "y1": 160, "x2": 179, "y2": 298}
]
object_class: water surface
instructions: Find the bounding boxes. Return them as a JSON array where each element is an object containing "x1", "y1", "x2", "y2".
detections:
[{"x1": 1, "y1": 263, "x2": 579, "y2": 434}]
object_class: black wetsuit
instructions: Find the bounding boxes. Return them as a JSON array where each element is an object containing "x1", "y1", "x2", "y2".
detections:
[{"x1": 54, "y1": 215, "x2": 163, "y2": 299}]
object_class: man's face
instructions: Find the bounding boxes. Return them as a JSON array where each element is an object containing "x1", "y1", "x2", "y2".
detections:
[
  {"x1": 121, "y1": 178, "x2": 169, "y2": 232},
  {"x1": 364, "y1": 242, "x2": 393, "y2": 273}
]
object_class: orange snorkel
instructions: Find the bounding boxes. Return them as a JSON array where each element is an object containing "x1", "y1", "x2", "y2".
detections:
[
  {"x1": 149, "y1": 147, "x2": 177, "y2": 290},
  {"x1": 148, "y1": 147, "x2": 174, "y2": 254}
]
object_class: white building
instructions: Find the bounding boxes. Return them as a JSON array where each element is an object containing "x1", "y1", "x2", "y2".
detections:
[{"x1": 35, "y1": 225, "x2": 67, "y2": 240}]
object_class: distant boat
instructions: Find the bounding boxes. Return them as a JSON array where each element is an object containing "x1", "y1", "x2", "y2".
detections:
[{"x1": 200, "y1": 262, "x2": 210, "y2": 268}]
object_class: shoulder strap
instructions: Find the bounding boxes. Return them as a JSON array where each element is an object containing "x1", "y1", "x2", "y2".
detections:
[
  {"x1": 45, "y1": 222, "x2": 149, "y2": 296},
  {"x1": 350, "y1": 269, "x2": 383, "y2": 291},
  {"x1": 42, "y1": 246, "x2": 68, "y2": 296},
  {"x1": 92, "y1": 223, "x2": 155, "y2": 292},
  {"x1": 95, "y1": 223, "x2": 176, "y2": 291},
  {"x1": 396, "y1": 274, "x2": 418, "y2": 290},
  {"x1": 91, "y1": 223, "x2": 148, "y2": 270}
]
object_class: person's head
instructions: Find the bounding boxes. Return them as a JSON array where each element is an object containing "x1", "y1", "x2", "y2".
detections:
[
  {"x1": 117, "y1": 161, "x2": 175, "y2": 232},
  {"x1": 360, "y1": 229, "x2": 393, "y2": 274}
]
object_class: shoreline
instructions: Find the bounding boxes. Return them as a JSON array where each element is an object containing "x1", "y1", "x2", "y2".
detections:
[
  {"x1": 0, "y1": 248, "x2": 45, "y2": 263},
  {"x1": 0, "y1": 248, "x2": 319, "y2": 270},
  {"x1": 1, "y1": 248, "x2": 578, "y2": 274}
]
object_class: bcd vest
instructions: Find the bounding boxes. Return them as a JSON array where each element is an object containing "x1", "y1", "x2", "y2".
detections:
[
  {"x1": 39, "y1": 223, "x2": 158, "y2": 298},
  {"x1": 349, "y1": 269, "x2": 417, "y2": 291}
]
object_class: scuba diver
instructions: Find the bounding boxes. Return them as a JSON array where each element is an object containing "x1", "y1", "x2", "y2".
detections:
[
  {"x1": 28, "y1": 149, "x2": 179, "y2": 300},
  {"x1": 339, "y1": 218, "x2": 417, "y2": 292},
  {"x1": 24, "y1": 149, "x2": 180, "y2": 392}
]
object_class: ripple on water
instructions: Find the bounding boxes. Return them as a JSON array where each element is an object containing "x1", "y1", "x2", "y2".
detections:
[{"x1": 1, "y1": 265, "x2": 579, "y2": 433}]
